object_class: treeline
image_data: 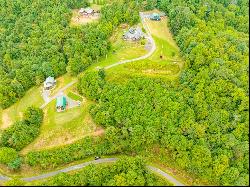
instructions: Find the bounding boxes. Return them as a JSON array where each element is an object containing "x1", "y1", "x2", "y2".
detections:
[
  {"x1": 0, "y1": 107, "x2": 43, "y2": 169},
  {"x1": 75, "y1": 0, "x2": 249, "y2": 185},
  {"x1": 0, "y1": 0, "x2": 140, "y2": 109}
]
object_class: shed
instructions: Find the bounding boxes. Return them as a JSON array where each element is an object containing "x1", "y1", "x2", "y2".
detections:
[
  {"x1": 56, "y1": 96, "x2": 67, "y2": 112},
  {"x1": 150, "y1": 13, "x2": 161, "y2": 21},
  {"x1": 44, "y1": 76, "x2": 56, "y2": 90}
]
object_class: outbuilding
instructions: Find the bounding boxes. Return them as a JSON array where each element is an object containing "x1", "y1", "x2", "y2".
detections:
[
  {"x1": 150, "y1": 13, "x2": 161, "y2": 21},
  {"x1": 79, "y1": 7, "x2": 94, "y2": 15},
  {"x1": 56, "y1": 96, "x2": 67, "y2": 112}
]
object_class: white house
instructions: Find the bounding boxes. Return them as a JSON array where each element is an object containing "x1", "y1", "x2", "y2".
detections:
[{"x1": 44, "y1": 76, "x2": 56, "y2": 90}]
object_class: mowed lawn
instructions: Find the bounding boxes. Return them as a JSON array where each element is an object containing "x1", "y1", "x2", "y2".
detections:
[
  {"x1": 106, "y1": 13, "x2": 185, "y2": 82},
  {"x1": 86, "y1": 26, "x2": 147, "y2": 71},
  {"x1": 0, "y1": 86, "x2": 44, "y2": 129},
  {"x1": 21, "y1": 97, "x2": 101, "y2": 154},
  {"x1": 0, "y1": 73, "x2": 76, "y2": 130}
]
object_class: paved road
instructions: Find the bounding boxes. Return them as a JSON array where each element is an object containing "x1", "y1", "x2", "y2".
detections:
[
  {"x1": 0, "y1": 158, "x2": 185, "y2": 186},
  {"x1": 147, "y1": 166, "x2": 185, "y2": 186},
  {"x1": 40, "y1": 80, "x2": 77, "y2": 109},
  {"x1": 104, "y1": 12, "x2": 156, "y2": 70},
  {"x1": 21, "y1": 158, "x2": 117, "y2": 182}
]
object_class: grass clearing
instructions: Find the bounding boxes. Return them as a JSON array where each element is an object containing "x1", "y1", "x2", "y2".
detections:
[
  {"x1": 68, "y1": 92, "x2": 83, "y2": 102},
  {"x1": 70, "y1": 3, "x2": 103, "y2": 27},
  {"x1": 0, "y1": 73, "x2": 76, "y2": 130},
  {"x1": 21, "y1": 97, "x2": 102, "y2": 154},
  {"x1": 105, "y1": 14, "x2": 184, "y2": 83},
  {"x1": 86, "y1": 25, "x2": 147, "y2": 71},
  {"x1": 0, "y1": 86, "x2": 43, "y2": 129}
]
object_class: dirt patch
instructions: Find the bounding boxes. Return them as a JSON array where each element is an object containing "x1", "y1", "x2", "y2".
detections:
[
  {"x1": 1, "y1": 112, "x2": 12, "y2": 129},
  {"x1": 93, "y1": 128, "x2": 105, "y2": 136}
]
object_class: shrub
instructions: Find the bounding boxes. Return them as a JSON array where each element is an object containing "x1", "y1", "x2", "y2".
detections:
[
  {"x1": 0, "y1": 147, "x2": 19, "y2": 164},
  {"x1": 23, "y1": 106, "x2": 43, "y2": 126},
  {"x1": 8, "y1": 157, "x2": 22, "y2": 170}
]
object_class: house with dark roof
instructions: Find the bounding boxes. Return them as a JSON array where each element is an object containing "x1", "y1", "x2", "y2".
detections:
[
  {"x1": 150, "y1": 13, "x2": 161, "y2": 21},
  {"x1": 123, "y1": 27, "x2": 144, "y2": 41},
  {"x1": 79, "y1": 7, "x2": 94, "y2": 16}
]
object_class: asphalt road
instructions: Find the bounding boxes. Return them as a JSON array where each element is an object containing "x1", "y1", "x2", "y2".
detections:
[{"x1": 0, "y1": 158, "x2": 185, "y2": 186}]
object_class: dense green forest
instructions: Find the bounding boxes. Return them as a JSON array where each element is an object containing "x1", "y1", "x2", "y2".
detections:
[
  {"x1": 76, "y1": 0, "x2": 249, "y2": 185},
  {"x1": 0, "y1": 0, "x2": 139, "y2": 109},
  {"x1": 0, "y1": 0, "x2": 248, "y2": 186}
]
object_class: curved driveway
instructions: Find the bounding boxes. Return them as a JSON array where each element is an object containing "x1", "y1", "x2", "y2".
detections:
[{"x1": 104, "y1": 12, "x2": 156, "y2": 70}]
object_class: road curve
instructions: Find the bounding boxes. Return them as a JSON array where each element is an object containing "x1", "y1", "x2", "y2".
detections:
[
  {"x1": 104, "y1": 12, "x2": 156, "y2": 70},
  {"x1": 147, "y1": 166, "x2": 185, "y2": 186},
  {"x1": 1, "y1": 158, "x2": 185, "y2": 186}
]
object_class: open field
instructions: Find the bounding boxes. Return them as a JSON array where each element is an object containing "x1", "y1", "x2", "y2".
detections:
[
  {"x1": 87, "y1": 25, "x2": 148, "y2": 71},
  {"x1": 0, "y1": 73, "x2": 76, "y2": 130},
  {"x1": 21, "y1": 83, "x2": 103, "y2": 154},
  {"x1": 0, "y1": 86, "x2": 43, "y2": 129},
  {"x1": 105, "y1": 14, "x2": 184, "y2": 83},
  {"x1": 21, "y1": 98, "x2": 103, "y2": 154}
]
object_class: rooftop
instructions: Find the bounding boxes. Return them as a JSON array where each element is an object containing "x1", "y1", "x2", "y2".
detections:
[{"x1": 56, "y1": 96, "x2": 67, "y2": 107}]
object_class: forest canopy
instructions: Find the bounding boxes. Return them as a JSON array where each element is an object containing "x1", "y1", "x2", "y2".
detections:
[{"x1": 77, "y1": 0, "x2": 249, "y2": 185}]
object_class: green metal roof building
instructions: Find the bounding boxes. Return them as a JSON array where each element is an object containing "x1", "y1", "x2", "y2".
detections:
[
  {"x1": 56, "y1": 96, "x2": 67, "y2": 112},
  {"x1": 150, "y1": 13, "x2": 161, "y2": 21}
]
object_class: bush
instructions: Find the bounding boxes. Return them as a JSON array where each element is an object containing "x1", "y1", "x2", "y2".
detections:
[
  {"x1": 8, "y1": 157, "x2": 22, "y2": 170},
  {"x1": 23, "y1": 106, "x2": 43, "y2": 126},
  {"x1": 0, "y1": 147, "x2": 19, "y2": 165}
]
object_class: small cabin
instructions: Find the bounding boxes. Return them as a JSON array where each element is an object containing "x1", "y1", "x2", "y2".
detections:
[
  {"x1": 44, "y1": 76, "x2": 56, "y2": 90},
  {"x1": 150, "y1": 13, "x2": 161, "y2": 21},
  {"x1": 56, "y1": 96, "x2": 67, "y2": 112}
]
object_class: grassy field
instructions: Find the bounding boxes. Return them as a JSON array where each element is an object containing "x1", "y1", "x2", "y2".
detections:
[
  {"x1": 0, "y1": 86, "x2": 44, "y2": 129},
  {"x1": 21, "y1": 98, "x2": 102, "y2": 154},
  {"x1": 0, "y1": 73, "x2": 75, "y2": 130},
  {"x1": 105, "y1": 14, "x2": 184, "y2": 83},
  {"x1": 68, "y1": 91, "x2": 84, "y2": 102},
  {"x1": 86, "y1": 25, "x2": 147, "y2": 71}
]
